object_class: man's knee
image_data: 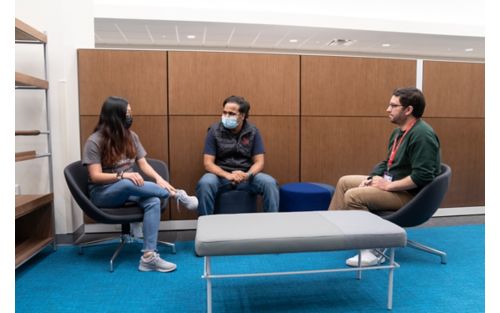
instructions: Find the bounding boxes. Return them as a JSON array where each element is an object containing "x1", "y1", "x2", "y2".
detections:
[
  {"x1": 344, "y1": 189, "x2": 369, "y2": 211},
  {"x1": 197, "y1": 173, "x2": 218, "y2": 191},
  {"x1": 337, "y1": 175, "x2": 362, "y2": 190},
  {"x1": 337, "y1": 175, "x2": 348, "y2": 186},
  {"x1": 254, "y1": 173, "x2": 278, "y2": 189}
]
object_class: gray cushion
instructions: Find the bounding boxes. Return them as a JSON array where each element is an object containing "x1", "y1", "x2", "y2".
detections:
[{"x1": 195, "y1": 210, "x2": 407, "y2": 256}]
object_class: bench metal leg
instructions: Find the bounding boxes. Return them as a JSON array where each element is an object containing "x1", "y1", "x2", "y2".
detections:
[
  {"x1": 387, "y1": 248, "x2": 395, "y2": 310},
  {"x1": 202, "y1": 250, "x2": 400, "y2": 311},
  {"x1": 205, "y1": 257, "x2": 212, "y2": 313},
  {"x1": 357, "y1": 250, "x2": 362, "y2": 280}
]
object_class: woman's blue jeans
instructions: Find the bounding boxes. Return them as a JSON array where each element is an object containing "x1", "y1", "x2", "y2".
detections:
[
  {"x1": 89, "y1": 180, "x2": 169, "y2": 252},
  {"x1": 196, "y1": 172, "x2": 279, "y2": 215}
]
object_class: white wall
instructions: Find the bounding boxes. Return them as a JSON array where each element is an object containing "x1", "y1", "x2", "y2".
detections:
[{"x1": 15, "y1": 0, "x2": 94, "y2": 234}]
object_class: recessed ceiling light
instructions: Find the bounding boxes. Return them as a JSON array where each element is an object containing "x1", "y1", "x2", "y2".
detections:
[
  {"x1": 187, "y1": 35, "x2": 196, "y2": 39},
  {"x1": 382, "y1": 43, "x2": 391, "y2": 47},
  {"x1": 465, "y1": 48, "x2": 474, "y2": 52},
  {"x1": 289, "y1": 39, "x2": 298, "y2": 43}
]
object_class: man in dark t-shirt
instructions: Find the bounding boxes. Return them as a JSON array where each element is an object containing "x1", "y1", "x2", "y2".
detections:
[{"x1": 196, "y1": 95, "x2": 279, "y2": 215}]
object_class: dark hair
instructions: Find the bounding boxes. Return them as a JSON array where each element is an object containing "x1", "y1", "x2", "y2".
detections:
[
  {"x1": 393, "y1": 87, "x2": 426, "y2": 118},
  {"x1": 222, "y1": 95, "x2": 250, "y2": 120},
  {"x1": 94, "y1": 96, "x2": 136, "y2": 166}
]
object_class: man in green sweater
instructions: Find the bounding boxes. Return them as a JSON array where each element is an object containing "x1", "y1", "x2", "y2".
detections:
[{"x1": 328, "y1": 87, "x2": 441, "y2": 267}]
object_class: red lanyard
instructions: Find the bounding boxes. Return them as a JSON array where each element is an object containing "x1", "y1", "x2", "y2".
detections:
[{"x1": 387, "y1": 119, "x2": 417, "y2": 170}]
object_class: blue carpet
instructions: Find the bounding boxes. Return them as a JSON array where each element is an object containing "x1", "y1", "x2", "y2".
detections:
[{"x1": 15, "y1": 225, "x2": 484, "y2": 313}]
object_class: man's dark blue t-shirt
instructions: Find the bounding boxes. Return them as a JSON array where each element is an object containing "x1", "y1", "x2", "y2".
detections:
[{"x1": 203, "y1": 124, "x2": 265, "y2": 156}]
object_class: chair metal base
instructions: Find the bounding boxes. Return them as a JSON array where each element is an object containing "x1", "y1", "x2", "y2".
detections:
[
  {"x1": 78, "y1": 234, "x2": 176, "y2": 272},
  {"x1": 407, "y1": 239, "x2": 447, "y2": 264},
  {"x1": 158, "y1": 240, "x2": 176, "y2": 254}
]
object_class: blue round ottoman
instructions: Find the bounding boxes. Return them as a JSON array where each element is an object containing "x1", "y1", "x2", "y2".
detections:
[{"x1": 279, "y1": 182, "x2": 335, "y2": 212}]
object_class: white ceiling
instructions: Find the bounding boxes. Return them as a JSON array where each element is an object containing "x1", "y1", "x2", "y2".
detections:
[{"x1": 94, "y1": 18, "x2": 485, "y2": 61}]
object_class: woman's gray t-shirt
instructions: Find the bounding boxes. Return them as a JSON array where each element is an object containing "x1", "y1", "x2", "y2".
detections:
[{"x1": 82, "y1": 130, "x2": 147, "y2": 175}]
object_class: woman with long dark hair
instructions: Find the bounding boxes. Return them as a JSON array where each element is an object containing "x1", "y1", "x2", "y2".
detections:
[{"x1": 82, "y1": 96, "x2": 197, "y2": 272}]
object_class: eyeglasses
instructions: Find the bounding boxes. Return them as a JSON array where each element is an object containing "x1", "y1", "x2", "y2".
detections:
[{"x1": 388, "y1": 104, "x2": 404, "y2": 109}]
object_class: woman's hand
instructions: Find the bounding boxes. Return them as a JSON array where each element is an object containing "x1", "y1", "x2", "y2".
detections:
[
  {"x1": 156, "y1": 177, "x2": 177, "y2": 195},
  {"x1": 122, "y1": 172, "x2": 144, "y2": 186}
]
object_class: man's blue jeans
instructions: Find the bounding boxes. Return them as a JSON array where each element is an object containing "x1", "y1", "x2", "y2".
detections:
[
  {"x1": 89, "y1": 180, "x2": 169, "y2": 252},
  {"x1": 196, "y1": 172, "x2": 279, "y2": 215}
]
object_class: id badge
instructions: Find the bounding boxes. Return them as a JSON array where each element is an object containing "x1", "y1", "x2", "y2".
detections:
[{"x1": 383, "y1": 171, "x2": 393, "y2": 182}]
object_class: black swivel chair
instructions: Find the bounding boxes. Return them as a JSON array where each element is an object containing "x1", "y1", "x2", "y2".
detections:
[
  {"x1": 375, "y1": 163, "x2": 452, "y2": 264},
  {"x1": 64, "y1": 158, "x2": 175, "y2": 272}
]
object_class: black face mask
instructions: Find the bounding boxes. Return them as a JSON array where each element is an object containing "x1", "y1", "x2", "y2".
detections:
[{"x1": 124, "y1": 115, "x2": 133, "y2": 129}]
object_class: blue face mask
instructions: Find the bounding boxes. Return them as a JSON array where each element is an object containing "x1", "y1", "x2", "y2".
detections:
[{"x1": 221, "y1": 116, "x2": 239, "y2": 129}]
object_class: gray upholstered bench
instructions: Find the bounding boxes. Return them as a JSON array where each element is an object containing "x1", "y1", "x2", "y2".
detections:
[{"x1": 195, "y1": 210, "x2": 407, "y2": 312}]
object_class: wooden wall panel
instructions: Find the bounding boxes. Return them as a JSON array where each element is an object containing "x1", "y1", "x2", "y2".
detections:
[
  {"x1": 77, "y1": 49, "x2": 484, "y2": 220},
  {"x1": 423, "y1": 61, "x2": 484, "y2": 118},
  {"x1": 301, "y1": 56, "x2": 416, "y2": 116},
  {"x1": 301, "y1": 116, "x2": 484, "y2": 208},
  {"x1": 301, "y1": 117, "x2": 393, "y2": 185},
  {"x1": 79, "y1": 116, "x2": 169, "y2": 163},
  {"x1": 129, "y1": 116, "x2": 169, "y2": 163},
  {"x1": 428, "y1": 118, "x2": 484, "y2": 207},
  {"x1": 79, "y1": 116, "x2": 97, "y2": 153},
  {"x1": 168, "y1": 52, "x2": 300, "y2": 116},
  {"x1": 168, "y1": 116, "x2": 221, "y2": 220},
  {"x1": 168, "y1": 116, "x2": 299, "y2": 219},
  {"x1": 78, "y1": 50, "x2": 167, "y2": 115},
  {"x1": 250, "y1": 116, "x2": 300, "y2": 184}
]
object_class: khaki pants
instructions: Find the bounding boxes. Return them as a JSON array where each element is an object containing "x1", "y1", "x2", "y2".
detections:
[{"x1": 328, "y1": 175, "x2": 414, "y2": 212}]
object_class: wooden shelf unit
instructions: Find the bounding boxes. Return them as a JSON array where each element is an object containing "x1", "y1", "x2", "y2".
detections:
[
  {"x1": 15, "y1": 194, "x2": 54, "y2": 268},
  {"x1": 15, "y1": 130, "x2": 42, "y2": 136},
  {"x1": 15, "y1": 194, "x2": 53, "y2": 219},
  {"x1": 15, "y1": 72, "x2": 49, "y2": 89},
  {"x1": 15, "y1": 237, "x2": 54, "y2": 268},
  {"x1": 15, "y1": 150, "x2": 37, "y2": 162},
  {"x1": 15, "y1": 18, "x2": 55, "y2": 269},
  {"x1": 15, "y1": 18, "x2": 47, "y2": 43}
]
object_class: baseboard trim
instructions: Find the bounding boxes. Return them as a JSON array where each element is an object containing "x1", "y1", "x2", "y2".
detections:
[
  {"x1": 56, "y1": 224, "x2": 85, "y2": 245},
  {"x1": 434, "y1": 206, "x2": 485, "y2": 217},
  {"x1": 81, "y1": 206, "x2": 484, "y2": 234}
]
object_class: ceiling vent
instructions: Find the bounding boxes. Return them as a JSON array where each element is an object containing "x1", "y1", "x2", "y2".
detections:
[{"x1": 328, "y1": 39, "x2": 355, "y2": 47}]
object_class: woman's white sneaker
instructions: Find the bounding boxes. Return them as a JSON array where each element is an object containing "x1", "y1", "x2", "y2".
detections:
[
  {"x1": 138, "y1": 252, "x2": 177, "y2": 272},
  {"x1": 346, "y1": 249, "x2": 386, "y2": 267},
  {"x1": 175, "y1": 189, "x2": 199, "y2": 211}
]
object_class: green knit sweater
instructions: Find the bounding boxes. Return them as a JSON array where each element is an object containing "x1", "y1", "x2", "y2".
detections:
[{"x1": 371, "y1": 119, "x2": 441, "y2": 193}]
